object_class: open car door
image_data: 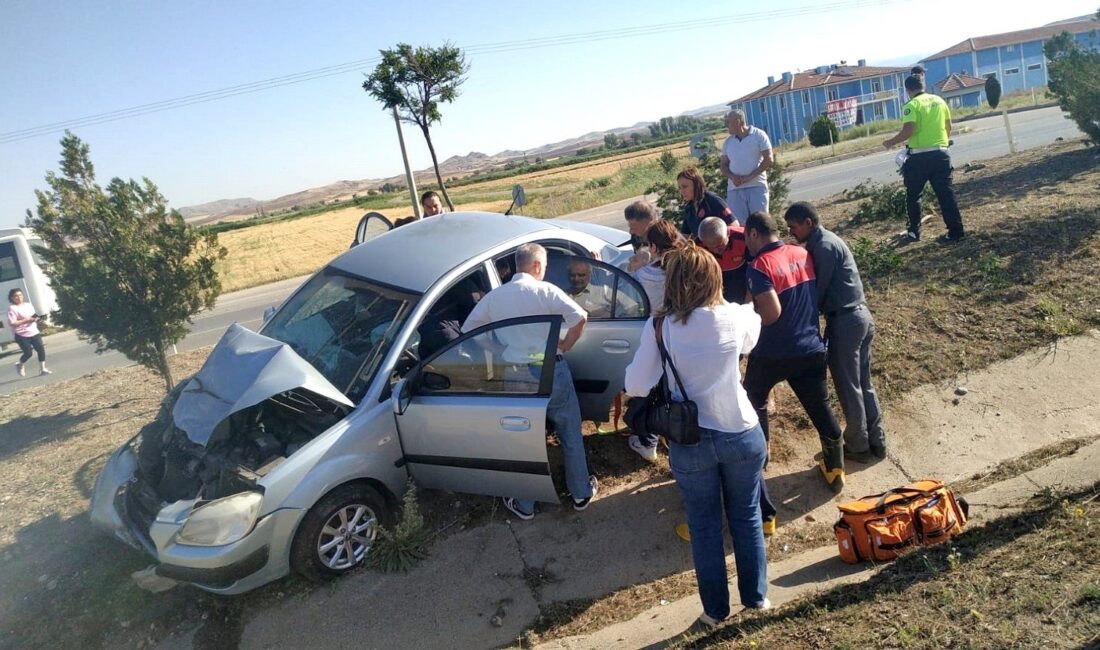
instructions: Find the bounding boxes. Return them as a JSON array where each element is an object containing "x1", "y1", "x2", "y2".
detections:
[
  {"x1": 351, "y1": 212, "x2": 393, "y2": 248},
  {"x1": 392, "y1": 316, "x2": 562, "y2": 503},
  {"x1": 545, "y1": 254, "x2": 650, "y2": 423}
]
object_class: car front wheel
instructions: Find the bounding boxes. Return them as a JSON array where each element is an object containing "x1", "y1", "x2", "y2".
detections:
[{"x1": 290, "y1": 484, "x2": 390, "y2": 581}]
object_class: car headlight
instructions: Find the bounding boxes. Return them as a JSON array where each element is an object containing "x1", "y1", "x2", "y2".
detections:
[{"x1": 177, "y1": 492, "x2": 263, "y2": 546}]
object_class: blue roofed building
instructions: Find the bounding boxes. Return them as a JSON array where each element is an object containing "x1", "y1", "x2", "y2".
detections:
[
  {"x1": 921, "y1": 15, "x2": 1100, "y2": 100},
  {"x1": 727, "y1": 60, "x2": 909, "y2": 145}
]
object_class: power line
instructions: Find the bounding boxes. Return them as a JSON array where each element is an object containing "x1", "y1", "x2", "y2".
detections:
[{"x1": 0, "y1": 0, "x2": 910, "y2": 144}]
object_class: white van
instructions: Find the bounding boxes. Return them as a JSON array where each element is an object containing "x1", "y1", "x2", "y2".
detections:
[{"x1": 0, "y1": 228, "x2": 59, "y2": 345}]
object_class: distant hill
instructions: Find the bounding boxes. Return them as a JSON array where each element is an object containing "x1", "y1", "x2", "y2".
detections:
[{"x1": 179, "y1": 103, "x2": 729, "y2": 223}]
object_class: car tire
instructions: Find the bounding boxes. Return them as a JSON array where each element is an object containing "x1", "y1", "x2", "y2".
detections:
[{"x1": 290, "y1": 483, "x2": 391, "y2": 582}]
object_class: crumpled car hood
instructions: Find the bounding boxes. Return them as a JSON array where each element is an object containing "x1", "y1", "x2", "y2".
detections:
[{"x1": 172, "y1": 323, "x2": 354, "y2": 446}]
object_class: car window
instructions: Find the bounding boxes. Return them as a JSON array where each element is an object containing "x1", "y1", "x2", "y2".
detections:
[
  {"x1": 493, "y1": 240, "x2": 587, "y2": 287},
  {"x1": 420, "y1": 319, "x2": 556, "y2": 395},
  {"x1": 546, "y1": 252, "x2": 648, "y2": 320},
  {"x1": 0, "y1": 242, "x2": 23, "y2": 282},
  {"x1": 261, "y1": 269, "x2": 416, "y2": 399},
  {"x1": 415, "y1": 266, "x2": 492, "y2": 362}
]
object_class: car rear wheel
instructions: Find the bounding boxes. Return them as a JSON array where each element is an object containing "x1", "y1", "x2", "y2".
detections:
[{"x1": 290, "y1": 484, "x2": 390, "y2": 581}]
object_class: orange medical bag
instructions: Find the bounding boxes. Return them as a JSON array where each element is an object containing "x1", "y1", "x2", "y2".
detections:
[{"x1": 834, "y1": 479, "x2": 969, "y2": 564}]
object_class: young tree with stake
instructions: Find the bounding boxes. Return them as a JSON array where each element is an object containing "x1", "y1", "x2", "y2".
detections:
[{"x1": 363, "y1": 43, "x2": 469, "y2": 212}]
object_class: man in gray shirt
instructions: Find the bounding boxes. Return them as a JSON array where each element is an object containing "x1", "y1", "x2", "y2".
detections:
[{"x1": 784, "y1": 202, "x2": 887, "y2": 462}]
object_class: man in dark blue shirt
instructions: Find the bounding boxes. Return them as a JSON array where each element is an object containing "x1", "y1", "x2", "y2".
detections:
[
  {"x1": 786, "y1": 202, "x2": 887, "y2": 463},
  {"x1": 743, "y1": 211, "x2": 845, "y2": 497}
]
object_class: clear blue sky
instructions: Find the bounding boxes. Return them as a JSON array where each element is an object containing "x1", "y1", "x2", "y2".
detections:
[{"x1": 1, "y1": 0, "x2": 1095, "y2": 226}]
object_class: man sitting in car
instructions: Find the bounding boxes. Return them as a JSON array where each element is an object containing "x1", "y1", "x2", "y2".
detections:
[{"x1": 461, "y1": 243, "x2": 598, "y2": 521}]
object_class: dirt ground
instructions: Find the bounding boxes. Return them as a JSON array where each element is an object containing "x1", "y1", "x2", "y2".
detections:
[{"x1": 1, "y1": 139, "x2": 1098, "y2": 649}]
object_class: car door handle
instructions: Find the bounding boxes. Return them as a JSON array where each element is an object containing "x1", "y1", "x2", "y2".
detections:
[
  {"x1": 601, "y1": 339, "x2": 632, "y2": 353},
  {"x1": 500, "y1": 416, "x2": 531, "y2": 431}
]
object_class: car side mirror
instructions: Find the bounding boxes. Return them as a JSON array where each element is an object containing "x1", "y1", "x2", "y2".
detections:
[
  {"x1": 262, "y1": 306, "x2": 276, "y2": 324},
  {"x1": 421, "y1": 371, "x2": 451, "y2": 392},
  {"x1": 392, "y1": 377, "x2": 412, "y2": 415}
]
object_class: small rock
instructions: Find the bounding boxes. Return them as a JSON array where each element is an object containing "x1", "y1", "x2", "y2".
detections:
[
  {"x1": 659, "y1": 599, "x2": 669, "y2": 606},
  {"x1": 120, "y1": 621, "x2": 130, "y2": 629},
  {"x1": 490, "y1": 615, "x2": 504, "y2": 628},
  {"x1": 804, "y1": 515, "x2": 816, "y2": 522},
  {"x1": 955, "y1": 386, "x2": 968, "y2": 396},
  {"x1": 46, "y1": 579, "x2": 57, "y2": 591},
  {"x1": 782, "y1": 543, "x2": 790, "y2": 553},
  {"x1": 952, "y1": 397, "x2": 961, "y2": 406},
  {"x1": 37, "y1": 574, "x2": 48, "y2": 583}
]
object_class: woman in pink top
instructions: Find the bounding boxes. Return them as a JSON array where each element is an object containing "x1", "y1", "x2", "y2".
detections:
[{"x1": 7, "y1": 289, "x2": 51, "y2": 377}]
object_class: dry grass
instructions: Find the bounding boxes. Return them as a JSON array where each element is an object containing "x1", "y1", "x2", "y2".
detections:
[{"x1": 821, "y1": 140, "x2": 1100, "y2": 398}]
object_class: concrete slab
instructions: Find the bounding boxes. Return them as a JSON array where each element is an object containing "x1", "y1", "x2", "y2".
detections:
[
  {"x1": 887, "y1": 335, "x2": 1100, "y2": 484},
  {"x1": 239, "y1": 522, "x2": 538, "y2": 650}
]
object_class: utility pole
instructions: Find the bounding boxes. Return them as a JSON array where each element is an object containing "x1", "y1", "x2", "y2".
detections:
[{"x1": 392, "y1": 106, "x2": 421, "y2": 219}]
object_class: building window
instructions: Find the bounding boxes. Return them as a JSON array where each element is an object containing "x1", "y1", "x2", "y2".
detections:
[
  {"x1": 1005, "y1": 67, "x2": 1020, "y2": 75},
  {"x1": 802, "y1": 90, "x2": 810, "y2": 106},
  {"x1": 983, "y1": 72, "x2": 997, "y2": 79},
  {"x1": 871, "y1": 79, "x2": 881, "y2": 92},
  {"x1": 873, "y1": 103, "x2": 885, "y2": 120},
  {"x1": 1027, "y1": 63, "x2": 1042, "y2": 71},
  {"x1": 827, "y1": 87, "x2": 839, "y2": 101},
  {"x1": 949, "y1": 96, "x2": 962, "y2": 108},
  {"x1": 779, "y1": 94, "x2": 786, "y2": 109},
  {"x1": 1004, "y1": 44, "x2": 1015, "y2": 53}
]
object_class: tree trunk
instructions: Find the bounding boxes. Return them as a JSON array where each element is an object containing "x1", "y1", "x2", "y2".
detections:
[
  {"x1": 156, "y1": 345, "x2": 175, "y2": 394},
  {"x1": 421, "y1": 126, "x2": 455, "y2": 211}
]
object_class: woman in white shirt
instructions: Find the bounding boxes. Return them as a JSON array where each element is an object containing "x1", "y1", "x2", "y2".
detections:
[
  {"x1": 624, "y1": 243, "x2": 768, "y2": 628},
  {"x1": 631, "y1": 219, "x2": 683, "y2": 316}
]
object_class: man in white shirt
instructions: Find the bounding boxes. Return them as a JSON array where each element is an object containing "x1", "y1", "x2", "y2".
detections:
[
  {"x1": 720, "y1": 110, "x2": 774, "y2": 225},
  {"x1": 462, "y1": 243, "x2": 597, "y2": 520}
]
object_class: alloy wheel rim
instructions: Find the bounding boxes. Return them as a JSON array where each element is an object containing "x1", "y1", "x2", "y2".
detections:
[{"x1": 317, "y1": 503, "x2": 378, "y2": 570}]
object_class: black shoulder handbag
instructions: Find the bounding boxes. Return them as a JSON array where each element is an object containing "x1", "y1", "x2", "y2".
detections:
[{"x1": 625, "y1": 316, "x2": 702, "y2": 446}]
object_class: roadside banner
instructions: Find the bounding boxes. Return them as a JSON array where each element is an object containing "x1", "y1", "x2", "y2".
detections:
[{"x1": 826, "y1": 98, "x2": 858, "y2": 129}]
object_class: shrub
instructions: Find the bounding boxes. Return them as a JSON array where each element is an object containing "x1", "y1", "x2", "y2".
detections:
[
  {"x1": 849, "y1": 180, "x2": 937, "y2": 223},
  {"x1": 658, "y1": 150, "x2": 678, "y2": 175},
  {"x1": 808, "y1": 115, "x2": 839, "y2": 147},
  {"x1": 584, "y1": 176, "x2": 612, "y2": 190},
  {"x1": 367, "y1": 481, "x2": 432, "y2": 573},
  {"x1": 1044, "y1": 32, "x2": 1100, "y2": 146},
  {"x1": 851, "y1": 236, "x2": 903, "y2": 278}
]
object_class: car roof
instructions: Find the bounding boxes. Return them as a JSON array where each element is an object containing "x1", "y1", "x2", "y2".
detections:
[{"x1": 328, "y1": 211, "x2": 606, "y2": 293}]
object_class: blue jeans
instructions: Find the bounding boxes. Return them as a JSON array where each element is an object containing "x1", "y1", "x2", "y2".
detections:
[
  {"x1": 669, "y1": 425, "x2": 768, "y2": 619},
  {"x1": 509, "y1": 360, "x2": 592, "y2": 513}
]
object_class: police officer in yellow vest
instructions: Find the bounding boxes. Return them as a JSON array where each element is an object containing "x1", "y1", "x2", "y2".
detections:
[{"x1": 883, "y1": 75, "x2": 966, "y2": 243}]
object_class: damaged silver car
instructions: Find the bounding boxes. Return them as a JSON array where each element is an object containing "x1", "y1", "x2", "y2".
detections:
[{"x1": 90, "y1": 212, "x2": 649, "y2": 594}]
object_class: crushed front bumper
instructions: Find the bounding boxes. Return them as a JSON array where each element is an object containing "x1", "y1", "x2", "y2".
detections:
[{"x1": 90, "y1": 441, "x2": 303, "y2": 594}]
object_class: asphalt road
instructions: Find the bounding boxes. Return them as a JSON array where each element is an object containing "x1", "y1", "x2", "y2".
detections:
[{"x1": 2, "y1": 106, "x2": 1079, "y2": 394}]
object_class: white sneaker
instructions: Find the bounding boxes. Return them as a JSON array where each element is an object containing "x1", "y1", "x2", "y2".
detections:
[
  {"x1": 628, "y1": 435, "x2": 658, "y2": 463},
  {"x1": 16, "y1": 363, "x2": 25, "y2": 377},
  {"x1": 40, "y1": 368, "x2": 52, "y2": 376},
  {"x1": 747, "y1": 598, "x2": 772, "y2": 610},
  {"x1": 572, "y1": 475, "x2": 599, "y2": 511},
  {"x1": 503, "y1": 497, "x2": 535, "y2": 521},
  {"x1": 902, "y1": 230, "x2": 919, "y2": 241}
]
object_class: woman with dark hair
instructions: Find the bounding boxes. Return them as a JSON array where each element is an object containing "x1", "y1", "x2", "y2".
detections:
[
  {"x1": 677, "y1": 166, "x2": 733, "y2": 239},
  {"x1": 624, "y1": 243, "x2": 768, "y2": 629},
  {"x1": 7, "y1": 288, "x2": 51, "y2": 377}
]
